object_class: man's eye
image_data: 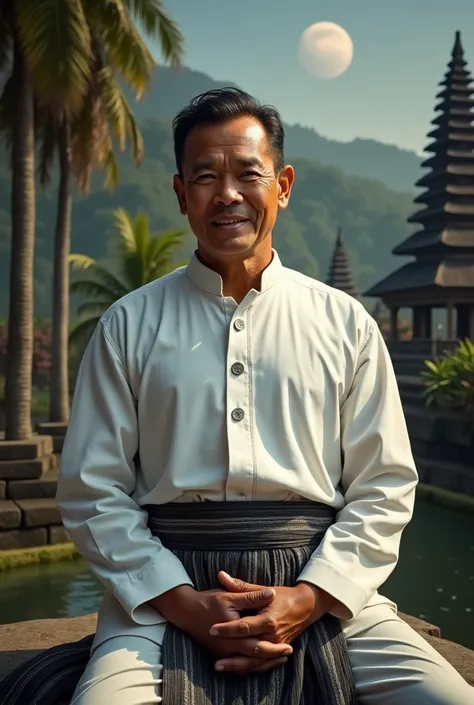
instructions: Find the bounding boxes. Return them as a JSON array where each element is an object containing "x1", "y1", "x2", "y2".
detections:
[
  {"x1": 196, "y1": 173, "x2": 215, "y2": 181},
  {"x1": 241, "y1": 171, "x2": 259, "y2": 178}
]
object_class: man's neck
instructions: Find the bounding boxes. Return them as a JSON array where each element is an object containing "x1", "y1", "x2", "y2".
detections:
[{"x1": 197, "y1": 245, "x2": 273, "y2": 304}]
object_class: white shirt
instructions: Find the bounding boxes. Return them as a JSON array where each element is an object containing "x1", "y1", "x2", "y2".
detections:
[{"x1": 57, "y1": 250, "x2": 418, "y2": 627}]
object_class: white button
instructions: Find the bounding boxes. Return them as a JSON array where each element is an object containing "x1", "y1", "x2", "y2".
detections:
[{"x1": 234, "y1": 318, "x2": 245, "y2": 331}]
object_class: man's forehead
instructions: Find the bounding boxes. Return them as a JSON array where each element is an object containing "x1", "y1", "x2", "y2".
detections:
[{"x1": 184, "y1": 118, "x2": 270, "y2": 157}]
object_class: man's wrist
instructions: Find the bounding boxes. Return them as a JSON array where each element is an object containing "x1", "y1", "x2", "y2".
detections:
[
  {"x1": 295, "y1": 582, "x2": 338, "y2": 623},
  {"x1": 149, "y1": 584, "x2": 197, "y2": 626}
]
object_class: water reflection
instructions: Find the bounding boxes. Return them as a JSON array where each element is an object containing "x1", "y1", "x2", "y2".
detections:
[{"x1": 0, "y1": 499, "x2": 472, "y2": 649}]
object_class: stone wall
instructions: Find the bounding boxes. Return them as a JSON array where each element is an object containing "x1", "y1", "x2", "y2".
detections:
[
  {"x1": 0, "y1": 427, "x2": 67, "y2": 551},
  {"x1": 403, "y1": 405, "x2": 474, "y2": 496},
  {"x1": 394, "y1": 368, "x2": 474, "y2": 496}
]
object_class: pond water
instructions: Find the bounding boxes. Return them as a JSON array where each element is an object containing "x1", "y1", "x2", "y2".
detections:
[{"x1": 0, "y1": 499, "x2": 473, "y2": 649}]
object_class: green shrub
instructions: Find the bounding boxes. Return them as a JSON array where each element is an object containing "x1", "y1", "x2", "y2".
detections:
[{"x1": 421, "y1": 339, "x2": 474, "y2": 416}]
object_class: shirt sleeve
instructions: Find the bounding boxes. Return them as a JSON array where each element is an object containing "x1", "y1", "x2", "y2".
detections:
[
  {"x1": 297, "y1": 322, "x2": 418, "y2": 620},
  {"x1": 56, "y1": 319, "x2": 193, "y2": 625}
]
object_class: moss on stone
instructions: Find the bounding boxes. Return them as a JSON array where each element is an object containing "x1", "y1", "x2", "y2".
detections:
[
  {"x1": 417, "y1": 483, "x2": 474, "y2": 515},
  {"x1": 0, "y1": 543, "x2": 80, "y2": 571}
]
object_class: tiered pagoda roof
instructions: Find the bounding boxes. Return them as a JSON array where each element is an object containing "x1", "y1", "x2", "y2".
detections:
[
  {"x1": 326, "y1": 227, "x2": 358, "y2": 298},
  {"x1": 366, "y1": 31, "x2": 474, "y2": 298}
]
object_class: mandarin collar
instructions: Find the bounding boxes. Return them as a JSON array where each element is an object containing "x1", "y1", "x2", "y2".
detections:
[{"x1": 185, "y1": 249, "x2": 283, "y2": 297}]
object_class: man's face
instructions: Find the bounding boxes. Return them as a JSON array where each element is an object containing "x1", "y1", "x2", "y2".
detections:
[{"x1": 173, "y1": 116, "x2": 295, "y2": 261}]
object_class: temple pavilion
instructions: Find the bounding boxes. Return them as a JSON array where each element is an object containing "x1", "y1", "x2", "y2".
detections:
[{"x1": 366, "y1": 31, "x2": 474, "y2": 343}]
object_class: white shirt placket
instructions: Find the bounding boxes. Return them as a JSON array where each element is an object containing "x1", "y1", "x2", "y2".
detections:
[{"x1": 225, "y1": 293, "x2": 258, "y2": 501}]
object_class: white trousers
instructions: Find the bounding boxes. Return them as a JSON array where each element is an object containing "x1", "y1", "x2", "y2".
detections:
[{"x1": 70, "y1": 601, "x2": 474, "y2": 704}]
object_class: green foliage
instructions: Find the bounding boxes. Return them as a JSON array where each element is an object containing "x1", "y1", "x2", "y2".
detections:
[
  {"x1": 421, "y1": 339, "x2": 474, "y2": 416},
  {"x1": 69, "y1": 206, "x2": 185, "y2": 345},
  {"x1": 0, "y1": 116, "x2": 416, "y2": 317}
]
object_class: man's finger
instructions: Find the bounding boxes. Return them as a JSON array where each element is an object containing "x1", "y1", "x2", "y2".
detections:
[
  {"x1": 218, "y1": 571, "x2": 262, "y2": 593},
  {"x1": 227, "y1": 588, "x2": 275, "y2": 611},
  {"x1": 211, "y1": 613, "x2": 278, "y2": 638},
  {"x1": 215, "y1": 655, "x2": 288, "y2": 674}
]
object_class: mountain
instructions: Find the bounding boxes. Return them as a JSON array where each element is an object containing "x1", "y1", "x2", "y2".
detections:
[
  {"x1": 125, "y1": 66, "x2": 422, "y2": 193},
  {"x1": 0, "y1": 116, "x2": 415, "y2": 318}
]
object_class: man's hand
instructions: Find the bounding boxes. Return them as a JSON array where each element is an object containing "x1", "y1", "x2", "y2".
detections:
[
  {"x1": 149, "y1": 584, "x2": 293, "y2": 673},
  {"x1": 209, "y1": 572, "x2": 337, "y2": 673}
]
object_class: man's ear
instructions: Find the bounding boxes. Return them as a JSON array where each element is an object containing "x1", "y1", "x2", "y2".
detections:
[
  {"x1": 277, "y1": 165, "x2": 295, "y2": 210},
  {"x1": 173, "y1": 174, "x2": 187, "y2": 215}
]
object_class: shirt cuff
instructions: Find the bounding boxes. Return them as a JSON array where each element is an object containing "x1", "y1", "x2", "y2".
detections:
[
  {"x1": 111, "y1": 549, "x2": 194, "y2": 625},
  {"x1": 297, "y1": 556, "x2": 369, "y2": 621}
]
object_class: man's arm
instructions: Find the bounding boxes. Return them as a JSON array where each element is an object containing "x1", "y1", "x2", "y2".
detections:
[
  {"x1": 56, "y1": 319, "x2": 193, "y2": 625},
  {"x1": 297, "y1": 321, "x2": 418, "y2": 620}
]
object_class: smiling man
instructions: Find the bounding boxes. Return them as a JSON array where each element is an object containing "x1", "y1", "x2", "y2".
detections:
[{"x1": 51, "y1": 88, "x2": 474, "y2": 705}]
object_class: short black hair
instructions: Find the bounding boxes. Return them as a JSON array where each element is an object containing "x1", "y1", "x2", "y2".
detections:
[{"x1": 172, "y1": 87, "x2": 285, "y2": 176}]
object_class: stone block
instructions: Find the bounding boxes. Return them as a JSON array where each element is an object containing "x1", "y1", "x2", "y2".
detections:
[
  {"x1": 48, "y1": 525, "x2": 69, "y2": 544},
  {"x1": 0, "y1": 436, "x2": 53, "y2": 461},
  {"x1": 7, "y1": 470, "x2": 58, "y2": 500},
  {"x1": 0, "y1": 481, "x2": 5, "y2": 500},
  {"x1": 0, "y1": 500, "x2": 22, "y2": 529},
  {"x1": 15, "y1": 498, "x2": 62, "y2": 528},
  {"x1": 0, "y1": 528, "x2": 48, "y2": 551},
  {"x1": 36, "y1": 422, "x2": 68, "y2": 437},
  {"x1": 0, "y1": 454, "x2": 57, "y2": 481}
]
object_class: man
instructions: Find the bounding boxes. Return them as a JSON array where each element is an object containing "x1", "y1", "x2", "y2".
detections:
[{"x1": 56, "y1": 88, "x2": 473, "y2": 704}]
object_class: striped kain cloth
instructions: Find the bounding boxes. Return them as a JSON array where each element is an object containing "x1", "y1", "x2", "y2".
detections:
[{"x1": 0, "y1": 501, "x2": 358, "y2": 704}]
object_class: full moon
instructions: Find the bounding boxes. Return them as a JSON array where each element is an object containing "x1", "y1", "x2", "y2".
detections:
[{"x1": 298, "y1": 22, "x2": 354, "y2": 79}]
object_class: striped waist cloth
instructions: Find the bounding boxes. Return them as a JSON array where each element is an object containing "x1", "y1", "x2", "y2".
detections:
[{"x1": 144, "y1": 500, "x2": 336, "y2": 550}]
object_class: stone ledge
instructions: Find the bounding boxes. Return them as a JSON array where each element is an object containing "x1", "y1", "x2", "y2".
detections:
[
  {"x1": 0, "y1": 437, "x2": 53, "y2": 461},
  {"x1": 0, "y1": 455, "x2": 57, "y2": 481},
  {"x1": 0, "y1": 612, "x2": 472, "y2": 686},
  {"x1": 14, "y1": 499, "x2": 62, "y2": 528},
  {"x1": 0, "y1": 501, "x2": 21, "y2": 530},
  {"x1": 7, "y1": 470, "x2": 59, "y2": 500},
  {"x1": 0, "y1": 528, "x2": 48, "y2": 551}
]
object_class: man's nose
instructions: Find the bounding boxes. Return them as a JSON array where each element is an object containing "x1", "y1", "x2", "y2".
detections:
[{"x1": 213, "y1": 177, "x2": 244, "y2": 206}]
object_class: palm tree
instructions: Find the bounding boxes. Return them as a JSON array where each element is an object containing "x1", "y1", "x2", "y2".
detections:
[
  {"x1": 0, "y1": 1, "x2": 184, "y2": 434},
  {"x1": 0, "y1": 5, "x2": 36, "y2": 440},
  {"x1": 69, "y1": 207, "x2": 186, "y2": 347}
]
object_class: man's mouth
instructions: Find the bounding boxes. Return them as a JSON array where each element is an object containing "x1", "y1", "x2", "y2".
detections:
[{"x1": 211, "y1": 217, "x2": 250, "y2": 227}]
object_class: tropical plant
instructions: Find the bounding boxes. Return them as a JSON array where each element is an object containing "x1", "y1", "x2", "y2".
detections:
[
  {"x1": 69, "y1": 207, "x2": 186, "y2": 346},
  {"x1": 0, "y1": 0, "x2": 184, "y2": 431},
  {"x1": 421, "y1": 339, "x2": 474, "y2": 417}
]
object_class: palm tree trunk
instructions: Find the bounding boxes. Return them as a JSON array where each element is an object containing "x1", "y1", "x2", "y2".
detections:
[
  {"x1": 49, "y1": 117, "x2": 72, "y2": 422},
  {"x1": 4, "y1": 42, "x2": 36, "y2": 441}
]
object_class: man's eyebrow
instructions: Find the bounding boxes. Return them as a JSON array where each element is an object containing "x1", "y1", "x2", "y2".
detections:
[
  {"x1": 189, "y1": 160, "x2": 213, "y2": 175},
  {"x1": 235, "y1": 157, "x2": 265, "y2": 169},
  {"x1": 189, "y1": 157, "x2": 266, "y2": 175}
]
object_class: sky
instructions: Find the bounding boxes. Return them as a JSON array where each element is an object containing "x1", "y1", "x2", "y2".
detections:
[{"x1": 154, "y1": 0, "x2": 474, "y2": 155}]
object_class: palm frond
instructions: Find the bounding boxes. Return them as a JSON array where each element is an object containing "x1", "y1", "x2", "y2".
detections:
[
  {"x1": 70, "y1": 278, "x2": 124, "y2": 300},
  {"x1": 70, "y1": 256, "x2": 128, "y2": 298},
  {"x1": 86, "y1": 0, "x2": 155, "y2": 98},
  {"x1": 112, "y1": 208, "x2": 138, "y2": 252},
  {"x1": 96, "y1": 65, "x2": 143, "y2": 163},
  {"x1": 76, "y1": 300, "x2": 113, "y2": 317},
  {"x1": 101, "y1": 135, "x2": 120, "y2": 191},
  {"x1": 122, "y1": 0, "x2": 184, "y2": 66},
  {"x1": 0, "y1": 3, "x2": 13, "y2": 72},
  {"x1": 69, "y1": 315, "x2": 101, "y2": 346},
  {"x1": 69, "y1": 253, "x2": 98, "y2": 270},
  {"x1": 16, "y1": 0, "x2": 93, "y2": 114}
]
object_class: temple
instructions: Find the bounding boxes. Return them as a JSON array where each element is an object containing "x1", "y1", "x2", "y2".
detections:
[
  {"x1": 366, "y1": 31, "x2": 474, "y2": 344},
  {"x1": 326, "y1": 227, "x2": 358, "y2": 298}
]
